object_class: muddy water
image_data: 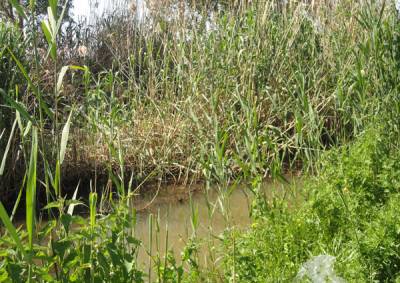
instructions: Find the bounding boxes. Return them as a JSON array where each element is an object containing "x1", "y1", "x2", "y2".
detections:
[
  {"x1": 132, "y1": 178, "x2": 299, "y2": 269},
  {"x1": 10, "y1": 177, "x2": 299, "y2": 273}
]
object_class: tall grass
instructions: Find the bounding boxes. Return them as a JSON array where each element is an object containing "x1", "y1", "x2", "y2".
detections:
[
  {"x1": 60, "y1": 0, "x2": 393, "y2": 189},
  {"x1": 0, "y1": 0, "x2": 400, "y2": 281}
]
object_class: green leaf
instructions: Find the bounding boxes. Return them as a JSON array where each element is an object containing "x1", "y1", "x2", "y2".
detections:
[
  {"x1": 89, "y1": 192, "x2": 97, "y2": 228},
  {"x1": 52, "y1": 240, "x2": 72, "y2": 260},
  {"x1": 38, "y1": 220, "x2": 56, "y2": 241},
  {"x1": 47, "y1": 7, "x2": 57, "y2": 37},
  {"x1": 0, "y1": 119, "x2": 17, "y2": 176},
  {"x1": 40, "y1": 20, "x2": 52, "y2": 45},
  {"x1": 26, "y1": 128, "x2": 38, "y2": 251},
  {"x1": 6, "y1": 49, "x2": 54, "y2": 120},
  {"x1": 57, "y1": 66, "x2": 69, "y2": 93},
  {"x1": 49, "y1": 0, "x2": 58, "y2": 18},
  {"x1": 15, "y1": 110, "x2": 23, "y2": 133},
  {"x1": 40, "y1": 20, "x2": 56, "y2": 60},
  {"x1": 55, "y1": 1, "x2": 69, "y2": 40},
  {"x1": 67, "y1": 181, "x2": 81, "y2": 216},
  {"x1": 53, "y1": 160, "x2": 60, "y2": 196},
  {"x1": 0, "y1": 88, "x2": 36, "y2": 125},
  {"x1": 8, "y1": 263, "x2": 23, "y2": 282},
  {"x1": 0, "y1": 202, "x2": 26, "y2": 258},
  {"x1": 60, "y1": 214, "x2": 72, "y2": 234},
  {"x1": 9, "y1": 0, "x2": 27, "y2": 20},
  {"x1": 10, "y1": 174, "x2": 26, "y2": 222},
  {"x1": 70, "y1": 65, "x2": 87, "y2": 71},
  {"x1": 29, "y1": 0, "x2": 36, "y2": 10},
  {"x1": 43, "y1": 200, "x2": 63, "y2": 210},
  {"x1": 60, "y1": 110, "x2": 73, "y2": 165},
  {"x1": 23, "y1": 121, "x2": 32, "y2": 138},
  {"x1": 97, "y1": 252, "x2": 110, "y2": 275}
]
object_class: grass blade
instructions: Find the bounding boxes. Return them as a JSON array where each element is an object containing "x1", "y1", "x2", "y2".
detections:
[
  {"x1": 0, "y1": 201, "x2": 26, "y2": 258},
  {"x1": 60, "y1": 110, "x2": 73, "y2": 165},
  {"x1": 67, "y1": 181, "x2": 80, "y2": 216},
  {"x1": 0, "y1": 119, "x2": 17, "y2": 175},
  {"x1": 0, "y1": 88, "x2": 36, "y2": 125},
  {"x1": 6, "y1": 48, "x2": 54, "y2": 120},
  {"x1": 57, "y1": 66, "x2": 69, "y2": 93},
  {"x1": 89, "y1": 192, "x2": 97, "y2": 229},
  {"x1": 40, "y1": 20, "x2": 56, "y2": 60},
  {"x1": 26, "y1": 128, "x2": 38, "y2": 251}
]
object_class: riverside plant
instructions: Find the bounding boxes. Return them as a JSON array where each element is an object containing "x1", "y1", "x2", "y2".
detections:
[
  {"x1": 67, "y1": 0, "x2": 397, "y2": 187},
  {"x1": 2, "y1": 0, "x2": 396, "y2": 196},
  {"x1": 1, "y1": 0, "x2": 400, "y2": 282}
]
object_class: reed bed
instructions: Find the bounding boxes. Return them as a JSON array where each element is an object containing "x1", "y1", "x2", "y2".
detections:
[{"x1": 1, "y1": 0, "x2": 400, "y2": 281}]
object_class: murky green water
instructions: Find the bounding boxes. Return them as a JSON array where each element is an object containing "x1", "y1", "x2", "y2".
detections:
[{"x1": 132, "y1": 178, "x2": 300, "y2": 268}]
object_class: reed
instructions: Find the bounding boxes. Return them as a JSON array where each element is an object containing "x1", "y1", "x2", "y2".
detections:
[{"x1": 0, "y1": 0, "x2": 399, "y2": 282}]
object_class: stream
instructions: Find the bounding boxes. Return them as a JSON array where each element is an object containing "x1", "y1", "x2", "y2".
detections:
[{"x1": 132, "y1": 178, "x2": 300, "y2": 268}]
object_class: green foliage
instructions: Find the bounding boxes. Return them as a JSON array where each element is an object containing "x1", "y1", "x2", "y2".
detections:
[
  {"x1": 0, "y1": 195, "x2": 145, "y2": 282},
  {"x1": 1, "y1": 0, "x2": 400, "y2": 282},
  {"x1": 223, "y1": 117, "x2": 400, "y2": 282}
]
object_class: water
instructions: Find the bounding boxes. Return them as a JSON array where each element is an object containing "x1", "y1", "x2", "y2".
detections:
[
  {"x1": 10, "y1": 177, "x2": 299, "y2": 270},
  {"x1": 131, "y1": 178, "x2": 299, "y2": 268}
]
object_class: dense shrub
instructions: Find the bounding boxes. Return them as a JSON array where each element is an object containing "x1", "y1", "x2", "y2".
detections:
[{"x1": 223, "y1": 119, "x2": 400, "y2": 281}]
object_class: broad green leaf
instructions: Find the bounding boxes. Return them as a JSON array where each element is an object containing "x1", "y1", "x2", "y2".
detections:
[
  {"x1": 60, "y1": 214, "x2": 72, "y2": 234},
  {"x1": 52, "y1": 240, "x2": 72, "y2": 259},
  {"x1": 40, "y1": 20, "x2": 52, "y2": 44},
  {"x1": 60, "y1": 110, "x2": 73, "y2": 164}
]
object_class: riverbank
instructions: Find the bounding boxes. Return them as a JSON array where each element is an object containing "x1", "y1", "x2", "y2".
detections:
[
  {"x1": 1, "y1": 0, "x2": 400, "y2": 281},
  {"x1": 222, "y1": 117, "x2": 400, "y2": 281},
  {"x1": 1, "y1": 0, "x2": 393, "y2": 205}
]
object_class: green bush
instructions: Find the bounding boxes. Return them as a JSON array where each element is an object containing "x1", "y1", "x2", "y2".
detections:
[{"x1": 223, "y1": 119, "x2": 400, "y2": 282}]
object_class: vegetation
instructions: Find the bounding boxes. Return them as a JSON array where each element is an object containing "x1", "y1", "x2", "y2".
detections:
[
  {"x1": 224, "y1": 118, "x2": 400, "y2": 282},
  {"x1": 0, "y1": 0, "x2": 400, "y2": 281}
]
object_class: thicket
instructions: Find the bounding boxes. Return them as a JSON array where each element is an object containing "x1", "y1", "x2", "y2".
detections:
[
  {"x1": 223, "y1": 116, "x2": 400, "y2": 282},
  {"x1": 0, "y1": 0, "x2": 399, "y2": 282},
  {"x1": 2, "y1": 0, "x2": 397, "y2": 200}
]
